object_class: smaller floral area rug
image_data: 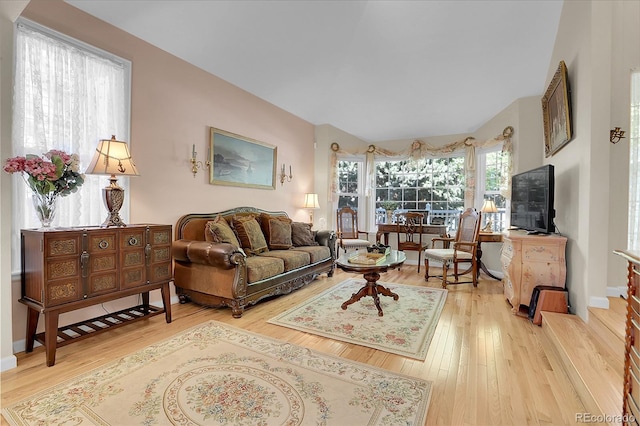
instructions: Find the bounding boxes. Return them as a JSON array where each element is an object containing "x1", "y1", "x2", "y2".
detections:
[
  {"x1": 2, "y1": 321, "x2": 432, "y2": 426},
  {"x1": 268, "y1": 279, "x2": 448, "y2": 360}
]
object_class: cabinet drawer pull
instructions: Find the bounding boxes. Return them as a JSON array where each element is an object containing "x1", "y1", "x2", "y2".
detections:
[
  {"x1": 128, "y1": 237, "x2": 138, "y2": 246},
  {"x1": 81, "y1": 252, "x2": 90, "y2": 278},
  {"x1": 98, "y1": 240, "x2": 109, "y2": 249},
  {"x1": 145, "y1": 244, "x2": 151, "y2": 264}
]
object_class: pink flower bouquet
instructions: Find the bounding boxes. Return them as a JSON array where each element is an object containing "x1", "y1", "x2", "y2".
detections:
[{"x1": 3, "y1": 150, "x2": 84, "y2": 196}]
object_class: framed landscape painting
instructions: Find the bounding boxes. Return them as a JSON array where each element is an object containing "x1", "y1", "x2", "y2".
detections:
[
  {"x1": 542, "y1": 60, "x2": 573, "y2": 157},
  {"x1": 209, "y1": 127, "x2": 277, "y2": 189}
]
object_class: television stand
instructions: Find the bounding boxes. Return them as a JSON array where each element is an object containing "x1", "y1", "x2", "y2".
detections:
[{"x1": 501, "y1": 231, "x2": 567, "y2": 315}]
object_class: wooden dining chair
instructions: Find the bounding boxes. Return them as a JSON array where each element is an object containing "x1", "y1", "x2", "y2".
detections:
[
  {"x1": 395, "y1": 212, "x2": 427, "y2": 273},
  {"x1": 336, "y1": 206, "x2": 371, "y2": 253},
  {"x1": 423, "y1": 208, "x2": 482, "y2": 288}
]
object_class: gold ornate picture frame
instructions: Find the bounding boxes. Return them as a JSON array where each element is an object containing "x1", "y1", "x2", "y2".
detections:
[
  {"x1": 542, "y1": 60, "x2": 573, "y2": 157},
  {"x1": 209, "y1": 127, "x2": 277, "y2": 189}
]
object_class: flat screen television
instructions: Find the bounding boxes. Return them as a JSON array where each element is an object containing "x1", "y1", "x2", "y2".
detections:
[{"x1": 510, "y1": 164, "x2": 555, "y2": 234}]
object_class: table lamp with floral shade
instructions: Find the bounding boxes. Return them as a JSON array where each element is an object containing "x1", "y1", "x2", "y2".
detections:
[
  {"x1": 3, "y1": 149, "x2": 84, "y2": 228},
  {"x1": 85, "y1": 135, "x2": 139, "y2": 227}
]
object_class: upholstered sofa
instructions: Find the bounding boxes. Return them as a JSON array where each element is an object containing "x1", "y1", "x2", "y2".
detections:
[{"x1": 172, "y1": 207, "x2": 336, "y2": 317}]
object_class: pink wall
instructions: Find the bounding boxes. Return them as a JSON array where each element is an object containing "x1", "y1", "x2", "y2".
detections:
[
  {"x1": 11, "y1": 0, "x2": 316, "y2": 344},
  {"x1": 22, "y1": 0, "x2": 317, "y2": 229}
]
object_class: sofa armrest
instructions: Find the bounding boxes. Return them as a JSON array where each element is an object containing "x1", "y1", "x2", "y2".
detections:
[
  {"x1": 315, "y1": 230, "x2": 337, "y2": 260},
  {"x1": 172, "y1": 240, "x2": 245, "y2": 268}
]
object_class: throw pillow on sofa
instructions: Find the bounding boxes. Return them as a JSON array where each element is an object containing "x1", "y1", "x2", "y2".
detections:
[
  {"x1": 259, "y1": 214, "x2": 293, "y2": 250},
  {"x1": 205, "y1": 215, "x2": 242, "y2": 248},
  {"x1": 232, "y1": 215, "x2": 269, "y2": 255},
  {"x1": 291, "y1": 222, "x2": 318, "y2": 247}
]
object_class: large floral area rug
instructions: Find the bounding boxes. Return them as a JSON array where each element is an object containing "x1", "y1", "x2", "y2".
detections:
[
  {"x1": 268, "y1": 279, "x2": 448, "y2": 360},
  {"x1": 2, "y1": 321, "x2": 432, "y2": 426}
]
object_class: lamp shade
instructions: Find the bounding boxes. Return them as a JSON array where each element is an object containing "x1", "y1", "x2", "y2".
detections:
[
  {"x1": 303, "y1": 193, "x2": 320, "y2": 209},
  {"x1": 85, "y1": 136, "x2": 138, "y2": 227},
  {"x1": 481, "y1": 199, "x2": 498, "y2": 213},
  {"x1": 85, "y1": 135, "x2": 139, "y2": 176}
]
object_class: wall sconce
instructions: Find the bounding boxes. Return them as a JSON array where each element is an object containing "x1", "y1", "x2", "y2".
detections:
[
  {"x1": 85, "y1": 135, "x2": 139, "y2": 227},
  {"x1": 610, "y1": 127, "x2": 626, "y2": 144},
  {"x1": 279, "y1": 163, "x2": 292, "y2": 185},
  {"x1": 480, "y1": 199, "x2": 498, "y2": 233},
  {"x1": 191, "y1": 144, "x2": 210, "y2": 177},
  {"x1": 303, "y1": 193, "x2": 320, "y2": 223}
]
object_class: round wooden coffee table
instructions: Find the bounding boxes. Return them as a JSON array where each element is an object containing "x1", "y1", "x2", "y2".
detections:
[{"x1": 335, "y1": 250, "x2": 406, "y2": 316}]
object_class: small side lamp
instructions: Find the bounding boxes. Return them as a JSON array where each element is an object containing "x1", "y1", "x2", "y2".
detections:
[
  {"x1": 303, "y1": 193, "x2": 320, "y2": 223},
  {"x1": 481, "y1": 199, "x2": 498, "y2": 233},
  {"x1": 85, "y1": 135, "x2": 139, "y2": 227}
]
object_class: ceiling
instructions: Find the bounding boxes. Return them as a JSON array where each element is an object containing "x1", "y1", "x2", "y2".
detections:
[{"x1": 66, "y1": 0, "x2": 563, "y2": 143}]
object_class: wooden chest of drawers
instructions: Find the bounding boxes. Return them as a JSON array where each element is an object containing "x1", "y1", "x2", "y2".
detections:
[
  {"x1": 615, "y1": 249, "x2": 640, "y2": 425},
  {"x1": 20, "y1": 225, "x2": 173, "y2": 366},
  {"x1": 501, "y1": 231, "x2": 567, "y2": 314}
]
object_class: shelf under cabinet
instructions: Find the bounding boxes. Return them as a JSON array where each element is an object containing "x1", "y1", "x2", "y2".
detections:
[{"x1": 34, "y1": 304, "x2": 165, "y2": 348}]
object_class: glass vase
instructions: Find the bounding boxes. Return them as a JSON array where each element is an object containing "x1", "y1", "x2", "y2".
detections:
[{"x1": 32, "y1": 192, "x2": 58, "y2": 228}]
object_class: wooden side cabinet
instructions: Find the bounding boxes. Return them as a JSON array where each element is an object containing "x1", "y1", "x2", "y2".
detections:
[
  {"x1": 501, "y1": 230, "x2": 567, "y2": 315},
  {"x1": 20, "y1": 224, "x2": 173, "y2": 366},
  {"x1": 615, "y1": 249, "x2": 640, "y2": 425}
]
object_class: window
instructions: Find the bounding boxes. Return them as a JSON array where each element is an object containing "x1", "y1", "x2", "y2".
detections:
[
  {"x1": 10, "y1": 19, "x2": 131, "y2": 271},
  {"x1": 375, "y1": 156, "x2": 465, "y2": 231},
  {"x1": 477, "y1": 147, "x2": 509, "y2": 232},
  {"x1": 333, "y1": 142, "x2": 510, "y2": 234},
  {"x1": 629, "y1": 71, "x2": 640, "y2": 250},
  {"x1": 336, "y1": 158, "x2": 365, "y2": 224}
]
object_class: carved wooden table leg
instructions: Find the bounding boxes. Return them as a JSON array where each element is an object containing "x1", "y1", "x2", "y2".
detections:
[
  {"x1": 341, "y1": 271, "x2": 399, "y2": 316},
  {"x1": 44, "y1": 310, "x2": 60, "y2": 367},
  {"x1": 161, "y1": 282, "x2": 173, "y2": 323},
  {"x1": 25, "y1": 307, "x2": 39, "y2": 353}
]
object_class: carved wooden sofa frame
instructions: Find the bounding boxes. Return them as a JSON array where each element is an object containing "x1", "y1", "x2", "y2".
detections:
[{"x1": 172, "y1": 207, "x2": 336, "y2": 317}]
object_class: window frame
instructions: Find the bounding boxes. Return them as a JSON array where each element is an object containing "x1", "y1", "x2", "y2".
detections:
[
  {"x1": 373, "y1": 154, "x2": 466, "y2": 233},
  {"x1": 629, "y1": 70, "x2": 640, "y2": 250},
  {"x1": 475, "y1": 144, "x2": 508, "y2": 232},
  {"x1": 334, "y1": 155, "x2": 368, "y2": 230},
  {"x1": 10, "y1": 18, "x2": 132, "y2": 273}
]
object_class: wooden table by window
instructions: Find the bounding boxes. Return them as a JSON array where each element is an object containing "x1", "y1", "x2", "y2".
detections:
[
  {"x1": 375, "y1": 223, "x2": 448, "y2": 246},
  {"x1": 477, "y1": 232, "x2": 503, "y2": 280}
]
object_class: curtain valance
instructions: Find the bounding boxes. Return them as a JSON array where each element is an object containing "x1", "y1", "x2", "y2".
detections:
[{"x1": 329, "y1": 126, "x2": 514, "y2": 207}]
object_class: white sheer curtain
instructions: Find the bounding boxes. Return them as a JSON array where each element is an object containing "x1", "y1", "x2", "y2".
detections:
[
  {"x1": 10, "y1": 19, "x2": 130, "y2": 271},
  {"x1": 629, "y1": 71, "x2": 640, "y2": 250}
]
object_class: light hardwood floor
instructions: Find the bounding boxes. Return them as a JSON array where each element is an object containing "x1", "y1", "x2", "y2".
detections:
[{"x1": 1, "y1": 267, "x2": 591, "y2": 425}]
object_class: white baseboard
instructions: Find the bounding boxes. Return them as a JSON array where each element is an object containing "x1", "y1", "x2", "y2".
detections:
[
  {"x1": 7, "y1": 296, "x2": 182, "y2": 369},
  {"x1": 607, "y1": 286, "x2": 627, "y2": 299},
  {"x1": 1, "y1": 354, "x2": 17, "y2": 372},
  {"x1": 12, "y1": 338, "x2": 33, "y2": 355},
  {"x1": 486, "y1": 268, "x2": 504, "y2": 280},
  {"x1": 589, "y1": 296, "x2": 610, "y2": 309},
  {"x1": 151, "y1": 295, "x2": 181, "y2": 307}
]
